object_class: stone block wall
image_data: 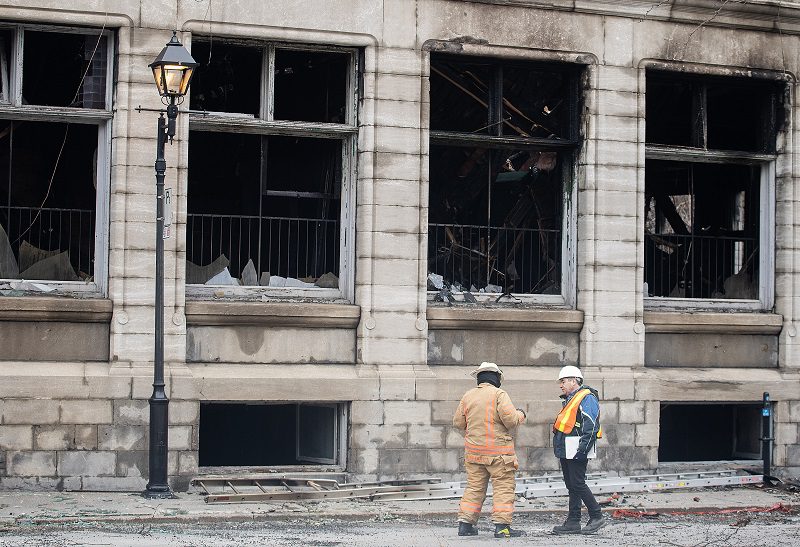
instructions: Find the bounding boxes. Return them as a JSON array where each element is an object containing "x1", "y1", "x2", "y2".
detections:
[
  {"x1": 0, "y1": 395, "x2": 199, "y2": 490},
  {"x1": 1, "y1": 0, "x2": 800, "y2": 491}
]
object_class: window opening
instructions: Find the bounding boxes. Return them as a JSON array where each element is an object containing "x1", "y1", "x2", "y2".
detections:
[
  {"x1": 428, "y1": 54, "x2": 579, "y2": 296},
  {"x1": 0, "y1": 25, "x2": 111, "y2": 288},
  {"x1": 189, "y1": 41, "x2": 262, "y2": 116},
  {"x1": 199, "y1": 402, "x2": 344, "y2": 467},
  {"x1": 187, "y1": 40, "x2": 356, "y2": 291},
  {"x1": 273, "y1": 49, "x2": 348, "y2": 123},
  {"x1": 645, "y1": 71, "x2": 781, "y2": 304},
  {"x1": 659, "y1": 403, "x2": 763, "y2": 462},
  {"x1": 187, "y1": 132, "x2": 341, "y2": 286},
  {"x1": 644, "y1": 161, "x2": 759, "y2": 299},
  {"x1": 22, "y1": 31, "x2": 108, "y2": 109},
  {"x1": 0, "y1": 120, "x2": 97, "y2": 281}
]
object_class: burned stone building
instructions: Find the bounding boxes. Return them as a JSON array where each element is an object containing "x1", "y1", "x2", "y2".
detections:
[{"x1": 0, "y1": 0, "x2": 799, "y2": 490}]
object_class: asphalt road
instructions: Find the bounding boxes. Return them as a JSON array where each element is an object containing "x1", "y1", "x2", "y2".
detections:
[{"x1": 1, "y1": 511, "x2": 799, "y2": 546}]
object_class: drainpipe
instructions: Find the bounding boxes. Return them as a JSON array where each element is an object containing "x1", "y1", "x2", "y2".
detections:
[{"x1": 761, "y1": 392, "x2": 773, "y2": 484}]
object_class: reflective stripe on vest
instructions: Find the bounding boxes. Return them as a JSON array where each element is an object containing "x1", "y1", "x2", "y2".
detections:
[{"x1": 553, "y1": 388, "x2": 603, "y2": 439}]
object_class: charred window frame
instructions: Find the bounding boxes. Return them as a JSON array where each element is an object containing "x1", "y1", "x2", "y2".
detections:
[
  {"x1": 187, "y1": 39, "x2": 358, "y2": 300},
  {"x1": 645, "y1": 71, "x2": 781, "y2": 309},
  {"x1": 428, "y1": 54, "x2": 581, "y2": 303},
  {"x1": 0, "y1": 23, "x2": 113, "y2": 294}
]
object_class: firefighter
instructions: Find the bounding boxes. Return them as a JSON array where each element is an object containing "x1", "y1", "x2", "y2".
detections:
[
  {"x1": 453, "y1": 362, "x2": 527, "y2": 538},
  {"x1": 551, "y1": 365, "x2": 606, "y2": 535}
]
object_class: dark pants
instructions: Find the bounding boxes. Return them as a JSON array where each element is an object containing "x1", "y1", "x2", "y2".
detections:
[{"x1": 560, "y1": 458, "x2": 601, "y2": 521}]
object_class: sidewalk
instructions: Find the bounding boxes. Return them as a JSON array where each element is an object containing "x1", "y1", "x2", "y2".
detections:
[{"x1": 0, "y1": 484, "x2": 796, "y2": 527}]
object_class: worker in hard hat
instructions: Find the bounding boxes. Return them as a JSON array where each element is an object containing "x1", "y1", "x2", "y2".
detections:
[
  {"x1": 552, "y1": 365, "x2": 605, "y2": 535},
  {"x1": 453, "y1": 362, "x2": 527, "y2": 538}
]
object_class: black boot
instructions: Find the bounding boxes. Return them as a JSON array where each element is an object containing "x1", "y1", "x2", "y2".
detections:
[
  {"x1": 581, "y1": 514, "x2": 606, "y2": 534},
  {"x1": 458, "y1": 522, "x2": 478, "y2": 536},
  {"x1": 494, "y1": 524, "x2": 525, "y2": 538},
  {"x1": 552, "y1": 519, "x2": 581, "y2": 534}
]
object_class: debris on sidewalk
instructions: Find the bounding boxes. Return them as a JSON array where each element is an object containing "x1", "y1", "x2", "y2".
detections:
[{"x1": 612, "y1": 509, "x2": 660, "y2": 519}]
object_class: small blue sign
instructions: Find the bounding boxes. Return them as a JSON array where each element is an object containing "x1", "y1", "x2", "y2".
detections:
[{"x1": 762, "y1": 408, "x2": 770, "y2": 416}]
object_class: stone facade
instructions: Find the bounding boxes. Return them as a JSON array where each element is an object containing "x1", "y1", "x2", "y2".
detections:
[{"x1": 1, "y1": 0, "x2": 799, "y2": 490}]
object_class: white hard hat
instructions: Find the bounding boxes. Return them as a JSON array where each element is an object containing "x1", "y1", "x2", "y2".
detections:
[
  {"x1": 558, "y1": 365, "x2": 583, "y2": 380},
  {"x1": 471, "y1": 361, "x2": 504, "y2": 381}
]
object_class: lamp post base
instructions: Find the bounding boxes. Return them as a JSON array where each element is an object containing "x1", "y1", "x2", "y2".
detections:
[{"x1": 142, "y1": 486, "x2": 177, "y2": 499}]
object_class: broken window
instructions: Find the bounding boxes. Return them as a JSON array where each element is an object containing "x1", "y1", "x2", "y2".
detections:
[
  {"x1": 645, "y1": 71, "x2": 782, "y2": 303},
  {"x1": 659, "y1": 403, "x2": 763, "y2": 462},
  {"x1": 429, "y1": 54, "x2": 580, "y2": 295},
  {"x1": 0, "y1": 24, "x2": 112, "y2": 289},
  {"x1": 199, "y1": 402, "x2": 345, "y2": 467},
  {"x1": 187, "y1": 40, "x2": 356, "y2": 294}
]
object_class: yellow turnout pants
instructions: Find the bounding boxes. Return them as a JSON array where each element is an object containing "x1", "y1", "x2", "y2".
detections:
[{"x1": 457, "y1": 455, "x2": 518, "y2": 525}]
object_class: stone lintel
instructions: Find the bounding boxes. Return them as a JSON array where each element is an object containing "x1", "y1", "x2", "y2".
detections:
[
  {"x1": 427, "y1": 306, "x2": 583, "y2": 332},
  {"x1": 644, "y1": 311, "x2": 783, "y2": 335},
  {"x1": 185, "y1": 301, "x2": 361, "y2": 328}
]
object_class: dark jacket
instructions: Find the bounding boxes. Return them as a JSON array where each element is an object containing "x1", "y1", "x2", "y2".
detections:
[{"x1": 552, "y1": 384, "x2": 601, "y2": 459}]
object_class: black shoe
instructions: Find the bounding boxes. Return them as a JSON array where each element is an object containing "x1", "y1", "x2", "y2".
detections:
[
  {"x1": 458, "y1": 522, "x2": 478, "y2": 536},
  {"x1": 494, "y1": 524, "x2": 525, "y2": 538},
  {"x1": 552, "y1": 520, "x2": 581, "y2": 534},
  {"x1": 581, "y1": 515, "x2": 606, "y2": 534}
]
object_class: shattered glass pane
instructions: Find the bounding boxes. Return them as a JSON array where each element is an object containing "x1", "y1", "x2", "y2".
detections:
[
  {"x1": 187, "y1": 131, "x2": 341, "y2": 286},
  {"x1": 644, "y1": 160, "x2": 759, "y2": 299},
  {"x1": 430, "y1": 57, "x2": 492, "y2": 133},
  {"x1": 189, "y1": 41, "x2": 262, "y2": 116},
  {"x1": 428, "y1": 144, "x2": 563, "y2": 294},
  {"x1": 273, "y1": 49, "x2": 348, "y2": 123},
  {"x1": 502, "y1": 64, "x2": 573, "y2": 139},
  {"x1": 23, "y1": 31, "x2": 107, "y2": 109},
  {"x1": 0, "y1": 120, "x2": 98, "y2": 280},
  {"x1": 646, "y1": 76, "x2": 694, "y2": 146}
]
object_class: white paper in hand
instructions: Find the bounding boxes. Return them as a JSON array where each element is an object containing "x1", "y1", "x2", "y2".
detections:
[{"x1": 565, "y1": 436, "x2": 597, "y2": 459}]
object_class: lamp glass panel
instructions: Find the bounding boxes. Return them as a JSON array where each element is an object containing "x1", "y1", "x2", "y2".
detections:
[
  {"x1": 151, "y1": 65, "x2": 165, "y2": 95},
  {"x1": 163, "y1": 66, "x2": 186, "y2": 95},
  {"x1": 179, "y1": 68, "x2": 194, "y2": 95}
]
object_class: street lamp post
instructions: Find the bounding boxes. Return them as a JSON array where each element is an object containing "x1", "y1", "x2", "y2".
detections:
[{"x1": 143, "y1": 31, "x2": 197, "y2": 499}]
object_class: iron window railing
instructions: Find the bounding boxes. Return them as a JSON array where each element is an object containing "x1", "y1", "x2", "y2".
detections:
[
  {"x1": 429, "y1": 223, "x2": 561, "y2": 294},
  {"x1": 186, "y1": 213, "x2": 339, "y2": 285},
  {"x1": 644, "y1": 232, "x2": 758, "y2": 299},
  {"x1": 1, "y1": 205, "x2": 95, "y2": 280}
]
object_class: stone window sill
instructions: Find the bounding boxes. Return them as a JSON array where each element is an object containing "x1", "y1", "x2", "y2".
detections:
[
  {"x1": 0, "y1": 296, "x2": 112, "y2": 323},
  {"x1": 185, "y1": 301, "x2": 361, "y2": 328},
  {"x1": 426, "y1": 306, "x2": 583, "y2": 332},
  {"x1": 644, "y1": 311, "x2": 783, "y2": 335}
]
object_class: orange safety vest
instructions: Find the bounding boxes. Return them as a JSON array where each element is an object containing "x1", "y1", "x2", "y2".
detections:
[{"x1": 553, "y1": 388, "x2": 603, "y2": 438}]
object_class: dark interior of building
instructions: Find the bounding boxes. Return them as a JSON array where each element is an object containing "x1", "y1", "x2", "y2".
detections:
[
  {"x1": 659, "y1": 403, "x2": 762, "y2": 462},
  {"x1": 199, "y1": 403, "x2": 338, "y2": 467}
]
